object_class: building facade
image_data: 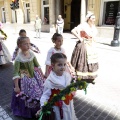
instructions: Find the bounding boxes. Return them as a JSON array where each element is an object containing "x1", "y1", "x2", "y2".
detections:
[{"x1": 0, "y1": 0, "x2": 119, "y2": 32}]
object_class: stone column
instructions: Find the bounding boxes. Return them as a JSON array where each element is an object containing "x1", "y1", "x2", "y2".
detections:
[
  {"x1": 55, "y1": 0, "x2": 61, "y2": 20},
  {"x1": 49, "y1": 0, "x2": 56, "y2": 33},
  {"x1": 49, "y1": 0, "x2": 55, "y2": 25},
  {"x1": 30, "y1": 0, "x2": 38, "y2": 24},
  {"x1": 80, "y1": 0, "x2": 86, "y2": 23},
  {"x1": 4, "y1": 0, "x2": 11, "y2": 23}
]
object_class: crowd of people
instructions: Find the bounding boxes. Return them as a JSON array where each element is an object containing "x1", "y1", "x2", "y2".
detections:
[{"x1": 0, "y1": 11, "x2": 98, "y2": 120}]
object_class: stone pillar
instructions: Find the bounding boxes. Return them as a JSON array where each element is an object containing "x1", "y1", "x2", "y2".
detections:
[
  {"x1": 4, "y1": 0, "x2": 11, "y2": 23},
  {"x1": 16, "y1": 9, "x2": 24, "y2": 24},
  {"x1": 30, "y1": 0, "x2": 38, "y2": 24},
  {"x1": 55, "y1": 0, "x2": 61, "y2": 20},
  {"x1": 49, "y1": 0, "x2": 56, "y2": 33},
  {"x1": 80, "y1": 0, "x2": 86, "y2": 23}
]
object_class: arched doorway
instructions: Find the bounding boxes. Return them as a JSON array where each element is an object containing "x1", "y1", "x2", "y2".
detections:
[{"x1": 71, "y1": 0, "x2": 81, "y2": 30}]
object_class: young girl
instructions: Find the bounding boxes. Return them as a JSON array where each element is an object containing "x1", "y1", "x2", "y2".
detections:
[
  {"x1": 0, "y1": 28, "x2": 11, "y2": 65},
  {"x1": 45, "y1": 33, "x2": 74, "y2": 78},
  {"x1": 12, "y1": 29, "x2": 40, "y2": 61},
  {"x1": 11, "y1": 36, "x2": 44, "y2": 118},
  {"x1": 39, "y1": 53, "x2": 78, "y2": 120}
]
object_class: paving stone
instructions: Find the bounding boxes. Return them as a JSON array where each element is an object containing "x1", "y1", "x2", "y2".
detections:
[
  {"x1": 101, "y1": 111, "x2": 109, "y2": 118},
  {"x1": 76, "y1": 110, "x2": 84, "y2": 118},
  {"x1": 105, "y1": 115, "x2": 114, "y2": 120},
  {"x1": 87, "y1": 116, "x2": 96, "y2": 120},
  {"x1": 97, "y1": 116, "x2": 106, "y2": 120},
  {"x1": 83, "y1": 110, "x2": 93, "y2": 117},
  {"x1": 79, "y1": 116, "x2": 87, "y2": 120}
]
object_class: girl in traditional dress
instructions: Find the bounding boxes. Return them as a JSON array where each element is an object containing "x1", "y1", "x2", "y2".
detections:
[
  {"x1": 39, "y1": 53, "x2": 78, "y2": 120},
  {"x1": 12, "y1": 29, "x2": 40, "y2": 61},
  {"x1": 11, "y1": 36, "x2": 44, "y2": 118},
  {"x1": 45, "y1": 33, "x2": 74, "y2": 78},
  {"x1": 71, "y1": 11, "x2": 98, "y2": 83},
  {"x1": 0, "y1": 28, "x2": 11, "y2": 65}
]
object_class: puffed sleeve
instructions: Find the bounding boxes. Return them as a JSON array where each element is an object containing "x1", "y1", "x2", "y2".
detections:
[
  {"x1": 13, "y1": 61, "x2": 20, "y2": 80},
  {"x1": 33, "y1": 57, "x2": 40, "y2": 68},
  {"x1": 40, "y1": 86, "x2": 51, "y2": 107}
]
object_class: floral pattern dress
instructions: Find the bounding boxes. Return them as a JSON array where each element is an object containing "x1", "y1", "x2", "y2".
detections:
[{"x1": 11, "y1": 51, "x2": 44, "y2": 118}]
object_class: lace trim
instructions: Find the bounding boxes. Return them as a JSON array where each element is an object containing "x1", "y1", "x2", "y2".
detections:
[{"x1": 15, "y1": 51, "x2": 35, "y2": 62}]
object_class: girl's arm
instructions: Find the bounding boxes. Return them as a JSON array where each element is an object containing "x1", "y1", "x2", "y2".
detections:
[
  {"x1": 45, "y1": 49, "x2": 52, "y2": 77},
  {"x1": 13, "y1": 61, "x2": 21, "y2": 93},
  {"x1": 40, "y1": 86, "x2": 51, "y2": 107},
  {"x1": 45, "y1": 65, "x2": 50, "y2": 78},
  {"x1": 71, "y1": 25, "x2": 83, "y2": 42},
  {"x1": 14, "y1": 78, "x2": 20, "y2": 93}
]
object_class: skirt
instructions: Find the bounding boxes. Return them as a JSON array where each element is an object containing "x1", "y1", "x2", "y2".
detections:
[
  {"x1": 0, "y1": 41, "x2": 11, "y2": 65},
  {"x1": 11, "y1": 68, "x2": 44, "y2": 118},
  {"x1": 71, "y1": 41, "x2": 98, "y2": 82}
]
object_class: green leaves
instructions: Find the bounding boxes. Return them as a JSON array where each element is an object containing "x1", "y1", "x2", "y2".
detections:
[{"x1": 39, "y1": 77, "x2": 88, "y2": 120}]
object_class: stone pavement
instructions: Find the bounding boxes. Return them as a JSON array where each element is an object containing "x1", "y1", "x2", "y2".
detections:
[{"x1": 0, "y1": 25, "x2": 120, "y2": 120}]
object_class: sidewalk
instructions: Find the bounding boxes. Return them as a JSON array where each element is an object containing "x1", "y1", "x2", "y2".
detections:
[{"x1": 0, "y1": 25, "x2": 120, "y2": 120}]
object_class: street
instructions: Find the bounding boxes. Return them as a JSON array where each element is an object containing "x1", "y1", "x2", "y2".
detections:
[{"x1": 0, "y1": 24, "x2": 120, "y2": 120}]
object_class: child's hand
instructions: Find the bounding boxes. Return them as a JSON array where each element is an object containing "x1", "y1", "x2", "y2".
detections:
[
  {"x1": 36, "y1": 109, "x2": 42, "y2": 118},
  {"x1": 14, "y1": 86, "x2": 20, "y2": 93}
]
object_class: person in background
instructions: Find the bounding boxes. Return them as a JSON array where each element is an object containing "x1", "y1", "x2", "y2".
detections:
[
  {"x1": 35, "y1": 15, "x2": 42, "y2": 38},
  {"x1": 0, "y1": 25, "x2": 11, "y2": 66},
  {"x1": 12, "y1": 29, "x2": 40, "y2": 61},
  {"x1": 56, "y1": 15, "x2": 64, "y2": 35},
  {"x1": 71, "y1": 11, "x2": 98, "y2": 84}
]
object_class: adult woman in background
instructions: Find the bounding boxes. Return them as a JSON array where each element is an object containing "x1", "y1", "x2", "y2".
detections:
[
  {"x1": 71, "y1": 11, "x2": 98, "y2": 83},
  {"x1": 56, "y1": 15, "x2": 64, "y2": 34}
]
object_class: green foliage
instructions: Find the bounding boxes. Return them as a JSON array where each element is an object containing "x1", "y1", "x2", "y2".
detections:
[
  {"x1": 39, "y1": 78, "x2": 87, "y2": 120},
  {"x1": 0, "y1": 29, "x2": 7, "y2": 40}
]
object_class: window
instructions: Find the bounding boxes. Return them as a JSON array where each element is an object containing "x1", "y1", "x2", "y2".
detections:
[
  {"x1": 103, "y1": 1, "x2": 119, "y2": 25},
  {"x1": 41, "y1": 0, "x2": 49, "y2": 24},
  {"x1": 43, "y1": 0, "x2": 49, "y2": 5}
]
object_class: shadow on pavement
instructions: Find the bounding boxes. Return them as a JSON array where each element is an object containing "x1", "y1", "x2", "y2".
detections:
[
  {"x1": 0, "y1": 63, "x2": 119, "y2": 120},
  {"x1": 74, "y1": 95, "x2": 119, "y2": 120}
]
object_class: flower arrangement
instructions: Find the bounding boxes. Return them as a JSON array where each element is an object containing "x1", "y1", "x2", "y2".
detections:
[
  {"x1": 39, "y1": 77, "x2": 87, "y2": 120},
  {"x1": 0, "y1": 29, "x2": 7, "y2": 40}
]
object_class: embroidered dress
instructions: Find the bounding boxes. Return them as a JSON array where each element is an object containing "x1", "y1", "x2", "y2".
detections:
[
  {"x1": 45, "y1": 47, "x2": 71, "y2": 75},
  {"x1": 11, "y1": 51, "x2": 44, "y2": 118},
  {"x1": 40, "y1": 71, "x2": 78, "y2": 120},
  {"x1": 71, "y1": 22, "x2": 99, "y2": 82},
  {"x1": 0, "y1": 39, "x2": 11, "y2": 65}
]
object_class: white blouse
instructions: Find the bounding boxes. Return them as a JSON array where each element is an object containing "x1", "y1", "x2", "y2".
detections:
[
  {"x1": 45, "y1": 47, "x2": 65, "y2": 65},
  {"x1": 75, "y1": 22, "x2": 98, "y2": 38},
  {"x1": 40, "y1": 71, "x2": 71, "y2": 107}
]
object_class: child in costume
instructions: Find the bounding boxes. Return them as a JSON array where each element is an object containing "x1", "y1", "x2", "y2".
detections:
[
  {"x1": 12, "y1": 29, "x2": 40, "y2": 61},
  {"x1": 39, "y1": 53, "x2": 78, "y2": 120},
  {"x1": 0, "y1": 29, "x2": 11, "y2": 65},
  {"x1": 11, "y1": 36, "x2": 44, "y2": 118},
  {"x1": 45, "y1": 33, "x2": 74, "y2": 78}
]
